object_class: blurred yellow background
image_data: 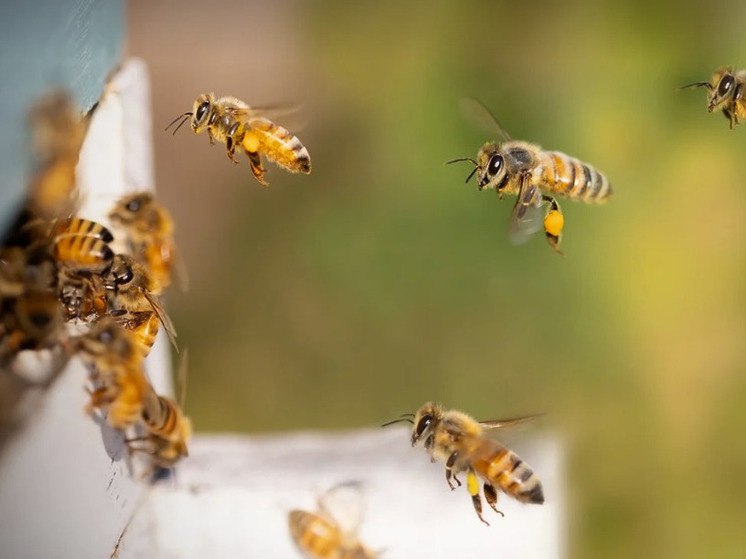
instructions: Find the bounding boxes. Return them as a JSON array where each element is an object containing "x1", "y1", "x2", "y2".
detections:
[{"x1": 129, "y1": 1, "x2": 746, "y2": 557}]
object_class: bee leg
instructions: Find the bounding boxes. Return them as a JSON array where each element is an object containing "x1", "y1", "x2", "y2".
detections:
[
  {"x1": 225, "y1": 137, "x2": 239, "y2": 165},
  {"x1": 207, "y1": 128, "x2": 215, "y2": 146},
  {"x1": 467, "y1": 468, "x2": 489, "y2": 526},
  {"x1": 542, "y1": 195, "x2": 565, "y2": 256},
  {"x1": 446, "y1": 451, "x2": 462, "y2": 490},
  {"x1": 246, "y1": 150, "x2": 269, "y2": 186},
  {"x1": 483, "y1": 482, "x2": 504, "y2": 517}
]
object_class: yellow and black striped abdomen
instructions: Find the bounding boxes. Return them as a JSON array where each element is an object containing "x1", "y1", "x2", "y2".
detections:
[
  {"x1": 54, "y1": 217, "x2": 113, "y2": 241},
  {"x1": 288, "y1": 510, "x2": 342, "y2": 559},
  {"x1": 53, "y1": 234, "x2": 114, "y2": 267},
  {"x1": 539, "y1": 151, "x2": 612, "y2": 204},
  {"x1": 472, "y1": 440, "x2": 544, "y2": 505},
  {"x1": 244, "y1": 117, "x2": 311, "y2": 174}
]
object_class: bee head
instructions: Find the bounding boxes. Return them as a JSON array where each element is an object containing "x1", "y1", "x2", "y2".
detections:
[
  {"x1": 708, "y1": 69, "x2": 741, "y2": 113},
  {"x1": 446, "y1": 143, "x2": 505, "y2": 192},
  {"x1": 475, "y1": 144, "x2": 507, "y2": 191},
  {"x1": 411, "y1": 402, "x2": 443, "y2": 447},
  {"x1": 110, "y1": 192, "x2": 153, "y2": 226},
  {"x1": 190, "y1": 93, "x2": 214, "y2": 133}
]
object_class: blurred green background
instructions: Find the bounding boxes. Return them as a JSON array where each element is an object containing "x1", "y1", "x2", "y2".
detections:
[{"x1": 130, "y1": 1, "x2": 746, "y2": 558}]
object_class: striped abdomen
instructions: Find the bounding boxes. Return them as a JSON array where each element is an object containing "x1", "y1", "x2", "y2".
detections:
[
  {"x1": 141, "y1": 390, "x2": 180, "y2": 439},
  {"x1": 127, "y1": 311, "x2": 159, "y2": 357},
  {"x1": 538, "y1": 151, "x2": 612, "y2": 203},
  {"x1": 53, "y1": 235, "x2": 114, "y2": 268},
  {"x1": 244, "y1": 117, "x2": 311, "y2": 173},
  {"x1": 288, "y1": 510, "x2": 342, "y2": 559},
  {"x1": 53, "y1": 217, "x2": 114, "y2": 242},
  {"x1": 470, "y1": 439, "x2": 544, "y2": 504}
]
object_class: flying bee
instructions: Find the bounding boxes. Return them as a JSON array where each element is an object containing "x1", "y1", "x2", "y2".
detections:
[
  {"x1": 73, "y1": 318, "x2": 149, "y2": 430},
  {"x1": 108, "y1": 192, "x2": 182, "y2": 293},
  {"x1": 289, "y1": 482, "x2": 378, "y2": 559},
  {"x1": 680, "y1": 67, "x2": 746, "y2": 128},
  {"x1": 383, "y1": 402, "x2": 544, "y2": 526},
  {"x1": 166, "y1": 93, "x2": 312, "y2": 185},
  {"x1": 128, "y1": 350, "x2": 191, "y2": 469},
  {"x1": 103, "y1": 254, "x2": 178, "y2": 351},
  {"x1": 448, "y1": 99, "x2": 612, "y2": 255}
]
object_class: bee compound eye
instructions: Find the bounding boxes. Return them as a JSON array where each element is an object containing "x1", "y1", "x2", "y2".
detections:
[
  {"x1": 487, "y1": 154, "x2": 503, "y2": 176},
  {"x1": 125, "y1": 199, "x2": 141, "y2": 213},
  {"x1": 195, "y1": 101, "x2": 210, "y2": 122},
  {"x1": 415, "y1": 415, "x2": 433, "y2": 438},
  {"x1": 97, "y1": 328, "x2": 114, "y2": 344},
  {"x1": 718, "y1": 74, "x2": 735, "y2": 96}
]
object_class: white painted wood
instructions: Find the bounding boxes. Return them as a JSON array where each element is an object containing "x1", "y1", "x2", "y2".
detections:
[{"x1": 0, "y1": 58, "x2": 169, "y2": 559}]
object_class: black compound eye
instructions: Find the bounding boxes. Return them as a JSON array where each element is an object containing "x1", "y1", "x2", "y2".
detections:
[
  {"x1": 126, "y1": 198, "x2": 142, "y2": 213},
  {"x1": 116, "y1": 267, "x2": 134, "y2": 286},
  {"x1": 30, "y1": 311, "x2": 51, "y2": 329},
  {"x1": 718, "y1": 75, "x2": 735, "y2": 97},
  {"x1": 195, "y1": 101, "x2": 210, "y2": 122},
  {"x1": 97, "y1": 327, "x2": 114, "y2": 344},
  {"x1": 487, "y1": 154, "x2": 503, "y2": 176},
  {"x1": 415, "y1": 415, "x2": 433, "y2": 438}
]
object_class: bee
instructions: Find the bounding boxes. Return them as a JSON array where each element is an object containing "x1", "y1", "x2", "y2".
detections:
[
  {"x1": 0, "y1": 290, "x2": 65, "y2": 364},
  {"x1": 73, "y1": 318, "x2": 149, "y2": 430},
  {"x1": 448, "y1": 99, "x2": 612, "y2": 255},
  {"x1": 103, "y1": 254, "x2": 178, "y2": 352},
  {"x1": 680, "y1": 67, "x2": 746, "y2": 129},
  {"x1": 384, "y1": 402, "x2": 544, "y2": 526},
  {"x1": 108, "y1": 192, "x2": 180, "y2": 293},
  {"x1": 128, "y1": 351, "x2": 192, "y2": 469},
  {"x1": 50, "y1": 218, "x2": 115, "y2": 320},
  {"x1": 166, "y1": 93, "x2": 312, "y2": 185},
  {"x1": 27, "y1": 90, "x2": 84, "y2": 220},
  {"x1": 288, "y1": 482, "x2": 377, "y2": 559}
]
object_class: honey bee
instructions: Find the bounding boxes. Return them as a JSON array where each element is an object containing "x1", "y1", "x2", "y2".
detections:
[
  {"x1": 50, "y1": 218, "x2": 115, "y2": 320},
  {"x1": 0, "y1": 290, "x2": 65, "y2": 364},
  {"x1": 166, "y1": 93, "x2": 312, "y2": 185},
  {"x1": 448, "y1": 99, "x2": 612, "y2": 255},
  {"x1": 108, "y1": 192, "x2": 180, "y2": 293},
  {"x1": 73, "y1": 318, "x2": 149, "y2": 430},
  {"x1": 680, "y1": 67, "x2": 746, "y2": 128},
  {"x1": 26, "y1": 90, "x2": 84, "y2": 219},
  {"x1": 128, "y1": 351, "x2": 191, "y2": 469},
  {"x1": 103, "y1": 254, "x2": 178, "y2": 351},
  {"x1": 384, "y1": 402, "x2": 544, "y2": 526},
  {"x1": 288, "y1": 482, "x2": 377, "y2": 559}
]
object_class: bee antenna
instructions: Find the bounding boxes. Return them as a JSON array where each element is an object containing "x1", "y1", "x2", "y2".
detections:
[
  {"x1": 381, "y1": 417, "x2": 414, "y2": 428},
  {"x1": 445, "y1": 157, "x2": 478, "y2": 166},
  {"x1": 678, "y1": 81, "x2": 713, "y2": 91},
  {"x1": 165, "y1": 112, "x2": 192, "y2": 134},
  {"x1": 445, "y1": 157, "x2": 479, "y2": 184}
]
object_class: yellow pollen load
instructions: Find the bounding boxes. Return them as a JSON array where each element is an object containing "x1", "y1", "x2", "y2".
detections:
[
  {"x1": 467, "y1": 470, "x2": 480, "y2": 496},
  {"x1": 544, "y1": 210, "x2": 564, "y2": 237},
  {"x1": 243, "y1": 131, "x2": 260, "y2": 153}
]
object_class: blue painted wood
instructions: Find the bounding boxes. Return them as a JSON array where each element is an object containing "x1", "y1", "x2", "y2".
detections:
[{"x1": 0, "y1": 0, "x2": 124, "y2": 233}]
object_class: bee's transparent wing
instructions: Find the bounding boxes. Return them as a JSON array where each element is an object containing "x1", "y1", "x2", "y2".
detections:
[
  {"x1": 225, "y1": 104, "x2": 307, "y2": 132},
  {"x1": 508, "y1": 176, "x2": 544, "y2": 245},
  {"x1": 458, "y1": 97, "x2": 511, "y2": 141},
  {"x1": 317, "y1": 481, "x2": 366, "y2": 538},
  {"x1": 479, "y1": 413, "x2": 544, "y2": 431},
  {"x1": 144, "y1": 290, "x2": 178, "y2": 351}
]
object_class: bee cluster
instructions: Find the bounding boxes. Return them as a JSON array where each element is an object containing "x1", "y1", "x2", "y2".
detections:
[{"x1": 0, "y1": 91, "x2": 189, "y2": 472}]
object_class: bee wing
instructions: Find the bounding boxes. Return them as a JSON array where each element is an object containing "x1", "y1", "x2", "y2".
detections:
[
  {"x1": 224, "y1": 104, "x2": 307, "y2": 130},
  {"x1": 479, "y1": 413, "x2": 544, "y2": 431},
  {"x1": 458, "y1": 97, "x2": 511, "y2": 141},
  {"x1": 317, "y1": 481, "x2": 366, "y2": 537},
  {"x1": 143, "y1": 290, "x2": 178, "y2": 351},
  {"x1": 508, "y1": 176, "x2": 544, "y2": 245}
]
